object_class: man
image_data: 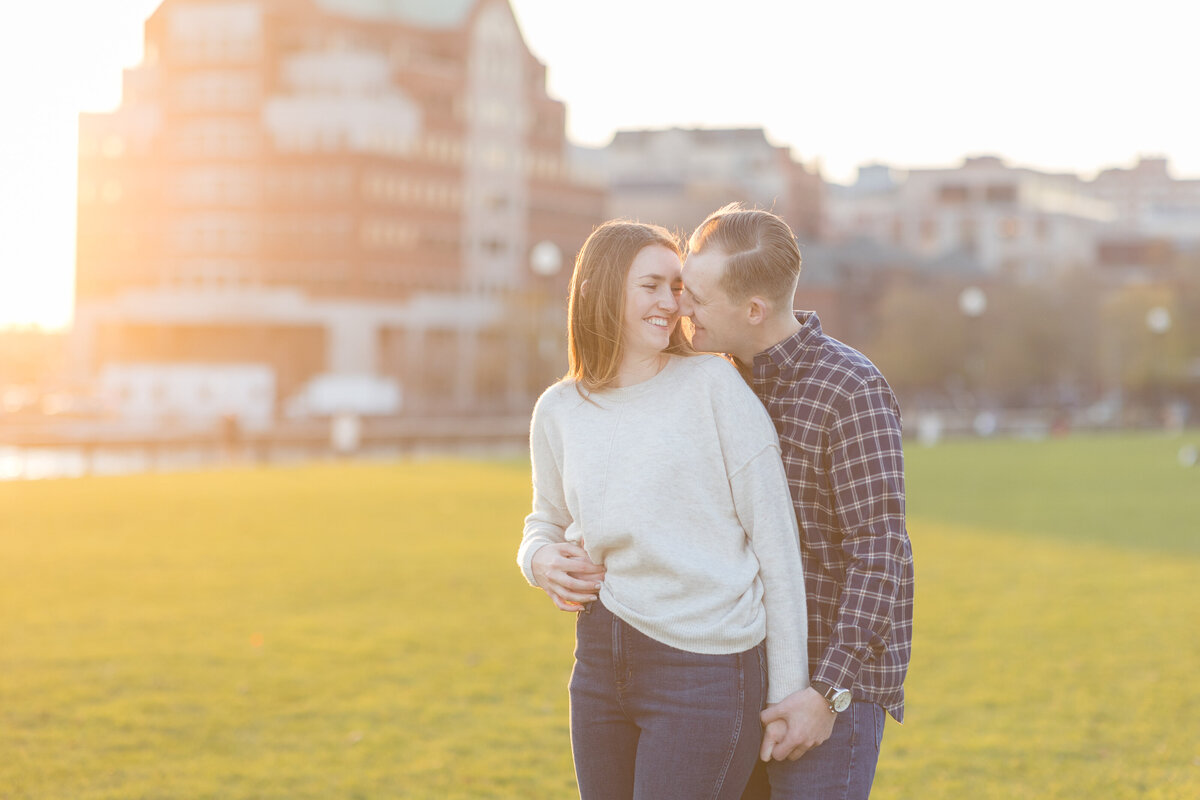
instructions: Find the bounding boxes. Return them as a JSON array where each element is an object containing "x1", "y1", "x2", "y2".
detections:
[{"x1": 679, "y1": 204, "x2": 913, "y2": 800}]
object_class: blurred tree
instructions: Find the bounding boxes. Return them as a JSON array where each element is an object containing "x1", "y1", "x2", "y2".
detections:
[
  {"x1": 867, "y1": 277, "x2": 1108, "y2": 411},
  {"x1": 1098, "y1": 284, "x2": 1189, "y2": 406},
  {"x1": 866, "y1": 282, "x2": 969, "y2": 404},
  {"x1": 972, "y1": 282, "x2": 1101, "y2": 407}
]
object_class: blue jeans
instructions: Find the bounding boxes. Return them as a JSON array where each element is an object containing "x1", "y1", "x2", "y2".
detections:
[
  {"x1": 569, "y1": 599, "x2": 766, "y2": 800},
  {"x1": 740, "y1": 701, "x2": 885, "y2": 800}
]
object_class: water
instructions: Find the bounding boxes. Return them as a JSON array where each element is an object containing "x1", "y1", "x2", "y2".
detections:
[
  {"x1": 0, "y1": 445, "x2": 220, "y2": 481},
  {"x1": 0, "y1": 440, "x2": 526, "y2": 481}
]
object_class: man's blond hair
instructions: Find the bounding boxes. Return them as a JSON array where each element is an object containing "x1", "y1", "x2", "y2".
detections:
[{"x1": 688, "y1": 203, "x2": 801, "y2": 306}]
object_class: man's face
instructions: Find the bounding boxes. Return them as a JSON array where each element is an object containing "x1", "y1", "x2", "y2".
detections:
[{"x1": 680, "y1": 248, "x2": 747, "y2": 356}]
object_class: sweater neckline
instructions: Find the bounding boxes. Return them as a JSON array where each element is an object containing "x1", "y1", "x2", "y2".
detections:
[{"x1": 597, "y1": 354, "x2": 683, "y2": 402}]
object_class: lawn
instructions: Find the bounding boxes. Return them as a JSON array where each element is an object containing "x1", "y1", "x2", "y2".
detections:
[{"x1": 1, "y1": 432, "x2": 1198, "y2": 798}]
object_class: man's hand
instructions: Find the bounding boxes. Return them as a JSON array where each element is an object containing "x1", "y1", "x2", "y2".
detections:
[
  {"x1": 759, "y1": 687, "x2": 837, "y2": 761},
  {"x1": 530, "y1": 542, "x2": 605, "y2": 612}
]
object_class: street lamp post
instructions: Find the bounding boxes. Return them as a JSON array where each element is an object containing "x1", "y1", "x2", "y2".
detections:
[
  {"x1": 1145, "y1": 305, "x2": 1171, "y2": 425},
  {"x1": 529, "y1": 241, "x2": 563, "y2": 396},
  {"x1": 958, "y1": 286, "x2": 988, "y2": 405}
]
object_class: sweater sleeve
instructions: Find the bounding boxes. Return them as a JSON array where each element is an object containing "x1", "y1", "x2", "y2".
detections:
[
  {"x1": 517, "y1": 393, "x2": 573, "y2": 587},
  {"x1": 704, "y1": 356, "x2": 809, "y2": 702},
  {"x1": 730, "y1": 445, "x2": 810, "y2": 703}
]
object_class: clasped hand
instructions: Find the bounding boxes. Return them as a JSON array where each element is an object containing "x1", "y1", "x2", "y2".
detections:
[
  {"x1": 758, "y1": 686, "x2": 837, "y2": 762},
  {"x1": 531, "y1": 542, "x2": 605, "y2": 612}
]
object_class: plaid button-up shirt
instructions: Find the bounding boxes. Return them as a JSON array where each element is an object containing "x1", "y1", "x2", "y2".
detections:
[{"x1": 748, "y1": 312, "x2": 913, "y2": 722}]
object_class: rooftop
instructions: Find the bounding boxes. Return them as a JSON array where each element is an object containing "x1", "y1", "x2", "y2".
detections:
[{"x1": 312, "y1": 0, "x2": 478, "y2": 28}]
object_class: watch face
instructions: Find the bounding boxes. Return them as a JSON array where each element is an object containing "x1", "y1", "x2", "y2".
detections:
[{"x1": 831, "y1": 689, "x2": 852, "y2": 713}]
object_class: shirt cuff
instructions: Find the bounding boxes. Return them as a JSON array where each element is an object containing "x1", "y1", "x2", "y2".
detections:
[{"x1": 812, "y1": 645, "x2": 863, "y2": 692}]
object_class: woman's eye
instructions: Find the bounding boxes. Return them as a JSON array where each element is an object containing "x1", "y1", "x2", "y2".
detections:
[{"x1": 671, "y1": 286, "x2": 683, "y2": 295}]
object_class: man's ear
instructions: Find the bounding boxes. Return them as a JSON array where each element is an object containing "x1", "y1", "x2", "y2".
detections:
[
  {"x1": 746, "y1": 296, "x2": 770, "y2": 325},
  {"x1": 580, "y1": 279, "x2": 589, "y2": 298}
]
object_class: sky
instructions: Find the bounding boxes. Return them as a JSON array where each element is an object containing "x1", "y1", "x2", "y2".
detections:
[{"x1": 1, "y1": 0, "x2": 1197, "y2": 329}]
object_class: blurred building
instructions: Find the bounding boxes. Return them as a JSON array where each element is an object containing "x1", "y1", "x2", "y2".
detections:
[
  {"x1": 1089, "y1": 156, "x2": 1200, "y2": 244},
  {"x1": 74, "y1": 0, "x2": 603, "y2": 423},
  {"x1": 1088, "y1": 157, "x2": 1200, "y2": 282},
  {"x1": 827, "y1": 156, "x2": 1115, "y2": 282},
  {"x1": 582, "y1": 127, "x2": 823, "y2": 243}
]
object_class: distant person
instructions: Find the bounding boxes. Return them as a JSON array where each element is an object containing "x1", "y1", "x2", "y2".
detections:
[
  {"x1": 518, "y1": 220, "x2": 809, "y2": 800},
  {"x1": 678, "y1": 204, "x2": 914, "y2": 800}
]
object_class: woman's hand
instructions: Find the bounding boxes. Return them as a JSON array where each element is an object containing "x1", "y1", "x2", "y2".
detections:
[
  {"x1": 760, "y1": 687, "x2": 837, "y2": 761},
  {"x1": 531, "y1": 542, "x2": 606, "y2": 612},
  {"x1": 760, "y1": 719, "x2": 789, "y2": 762}
]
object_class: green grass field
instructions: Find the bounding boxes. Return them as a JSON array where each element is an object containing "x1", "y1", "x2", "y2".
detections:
[{"x1": 1, "y1": 432, "x2": 1198, "y2": 799}]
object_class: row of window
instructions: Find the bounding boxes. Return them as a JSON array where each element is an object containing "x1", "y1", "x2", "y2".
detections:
[
  {"x1": 896, "y1": 215, "x2": 1056, "y2": 246},
  {"x1": 938, "y1": 184, "x2": 1019, "y2": 204},
  {"x1": 360, "y1": 221, "x2": 420, "y2": 250},
  {"x1": 172, "y1": 72, "x2": 260, "y2": 110},
  {"x1": 82, "y1": 126, "x2": 567, "y2": 184},
  {"x1": 175, "y1": 123, "x2": 261, "y2": 158},
  {"x1": 171, "y1": 219, "x2": 257, "y2": 252},
  {"x1": 173, "y1": 170, "x2": 257, "y2": 204},
  {"x1": 81, "y1": 173, "x2": 582, "y2": 216},
  {"x1": 362, "y1": 174, "x2": 462, "y2": 208},
  {"x1": 165, "y1": 218, "x2": 455, "y2": 253}
]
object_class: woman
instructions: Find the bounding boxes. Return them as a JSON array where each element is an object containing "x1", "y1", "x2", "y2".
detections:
[{"x1": 517, "y1": 220, "x2": 808, "y2": 800}]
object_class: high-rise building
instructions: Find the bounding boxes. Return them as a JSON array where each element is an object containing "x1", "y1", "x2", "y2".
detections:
[{"x1": 75, "y1": 0, "x2": 604, "y2": 422}]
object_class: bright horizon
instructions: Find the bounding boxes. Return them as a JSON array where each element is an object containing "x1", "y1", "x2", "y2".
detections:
[{"x1": 2, "y1": 0, "x2": 1198, "y2": 330}]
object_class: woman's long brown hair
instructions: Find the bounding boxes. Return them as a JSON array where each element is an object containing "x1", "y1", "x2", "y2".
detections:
[{"x1": 565, "y1": 220, "x2": 692, "y2": 393}]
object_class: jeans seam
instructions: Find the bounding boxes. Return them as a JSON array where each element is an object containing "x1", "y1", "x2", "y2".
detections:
[
  {"x1": 835, "y1": 703, "x2": 858, "y2": 800},
  {"x1": 706, "y1": 651, "x2": 745, "y2": 800},
  {"x1": 612, "y1": 613, "x2": 630, "y2": 718}
]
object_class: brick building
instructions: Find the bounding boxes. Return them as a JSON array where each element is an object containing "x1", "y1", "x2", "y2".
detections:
[{"x1": 74, "y1": 0, "x2": 604, "y2": 422}]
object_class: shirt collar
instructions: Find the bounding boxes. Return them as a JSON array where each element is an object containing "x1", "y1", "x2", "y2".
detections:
[{"x1": 751, "y1": 311, "x2": 824, "y2": 385}]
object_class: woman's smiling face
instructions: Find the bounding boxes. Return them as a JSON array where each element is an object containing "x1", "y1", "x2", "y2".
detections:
[{"x1": 620, "y1": 244, "x2": 683, "y2": 361}]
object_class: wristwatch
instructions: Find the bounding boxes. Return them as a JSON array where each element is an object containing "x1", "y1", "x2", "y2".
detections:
[{"x1": 811, "y1": 680, "x2": 852, "y2": 713}]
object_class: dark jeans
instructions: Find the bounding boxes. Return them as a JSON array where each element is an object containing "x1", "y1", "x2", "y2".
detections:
[
  {"x1": 569, "y1": 599, "x2": 766, "y2": 800},
  {"x1": 740, "y1": 700, "x2": 885, "y2": 800}
]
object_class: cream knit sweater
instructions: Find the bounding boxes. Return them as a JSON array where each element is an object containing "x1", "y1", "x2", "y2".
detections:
[{"x1": 519, "y1": 354, "x2": 809, "y2": 703}]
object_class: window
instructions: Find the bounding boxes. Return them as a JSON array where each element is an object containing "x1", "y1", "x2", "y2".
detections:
[
  {"x1": 920, "y1": 218, "x2": 937, "y2": 245},
  {"x1": 985, "y1": 184, "x2": 1017, "y2": 204},
  {"x1": 176, "y1": 72, "x2": 258, "y2": 110},
  {"x1": 939, "y1": 185, "x2": 968, "y2": 204},
  {"x1": 176, "y1": 121, "x2": 258, "y2": 158}
]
